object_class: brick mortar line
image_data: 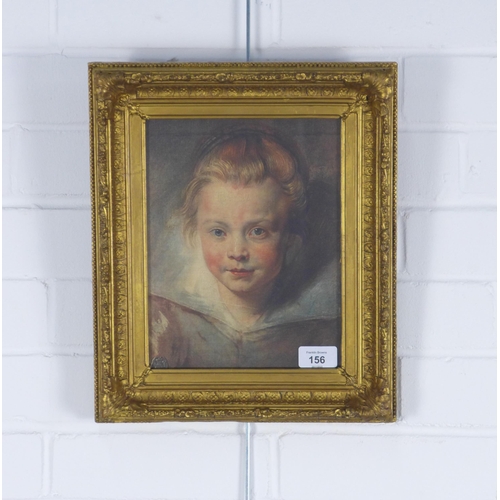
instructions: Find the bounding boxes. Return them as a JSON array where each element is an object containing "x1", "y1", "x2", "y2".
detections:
[
  {"x1": 398, "y1": 123, "x2": 497, "y2": 132},
  {"x1": 398, "y1": 351, "x2": 497, "y2": 359},
  {"x1": 3, "y1": 201, "x2": 92, "y2": 210},
  {"x1": 2, "y1": 353, "x2": 93, "y2": 358},
  {"x1": 396, "y1": 277, "x2": 496, "y2": 283},
  {"x1": 2, "y1": 277, "x2": 92, "y2": 282},
  {"x1": 398, "y1": 206, "x2": 497, "y2": 213},
  {"x1": 3, "y1": 123, "x2": 88, "y2": 130},
  {"x1": 398, "y1": 203, "x2": 497, "y2": 211},
  {"x1": 2, "y1": 427, "x2": 496, "y2": 438},
  {"x1": 2, "y1": 46, "x2": 497, "y2": 56}
]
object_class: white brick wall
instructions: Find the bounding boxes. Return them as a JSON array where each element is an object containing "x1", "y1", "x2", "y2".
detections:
[
  {"x1": 277, "y1": 0, "x2": 496, "y2": 49},
  {"x1": 52, "y1": 434, "x2": 242, "y2": 499},
  {"x1": 3, "y1": 56, "x2": 90, "y2": 125},
  {"x1": 404, "y1": 210, "x2": 496, "y2": 279},
  {"x1": 2, "y1": 434, "x2": 44, "y2": 498},
  {"x1": 277, "y1": 434, "x2": 496, "y2": 500},
  {"x1": 57, "y1": 0, "x2": 246, "y2": 49},
  {"x1": 398, "y1": 282, "x2": 496, "y2": 353},
  {"x1": 3, "y1": 0, "x2": 51, "y2": 49},
  {"x1": 3, "y1": 209, "x2": 92, "y2": 278},
  {"x1": 404, "y1": 56, "x2": 497, "y2": 125},
  {"x1": 464, "y1": 131, "x2": 497, "y2": 199},
  {"x1": 3, "y1": 1, "x2": 496, "y2": 499},
  {"x1": 13, "y1": 129, "x2": 90, "y2": 196}
]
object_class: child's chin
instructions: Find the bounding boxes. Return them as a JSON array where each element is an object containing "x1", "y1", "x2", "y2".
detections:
[
  {"x1": 220, "y1": 280, "x2": 258, "y2": 295},
  {"x1": 225, "y1": 283, "x2": 255, "y2": 294}
]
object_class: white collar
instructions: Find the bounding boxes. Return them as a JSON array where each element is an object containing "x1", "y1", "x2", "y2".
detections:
[{"x1": 149, "y1": 216, "x2": 340, "y2": 331}]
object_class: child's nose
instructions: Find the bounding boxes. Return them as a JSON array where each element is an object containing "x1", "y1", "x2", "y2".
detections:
[
  {"x1": 230, "y1": 254, "x2": 247, "y2": 262},
  {"x1": 227, "y1": 237, "x2": 249, "y2": 261}
]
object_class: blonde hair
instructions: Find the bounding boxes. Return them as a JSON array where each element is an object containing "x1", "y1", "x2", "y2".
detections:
[{"x1": 180, "y1": 130, "x2": 308, "y2": 242}]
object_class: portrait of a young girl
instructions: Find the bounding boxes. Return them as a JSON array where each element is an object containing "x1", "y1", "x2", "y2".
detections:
[{"x1": 147, "y1": 120, "x2": 341, "y2": 368}]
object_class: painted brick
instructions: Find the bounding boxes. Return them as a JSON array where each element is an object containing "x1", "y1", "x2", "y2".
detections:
[
  {"x1": 2, "y1": 358, "x2": 47, "y2": 423},
  {"x1": 2, "y1": 434, "x2": 43, "y2": 498},
  {"x1": 404, "y1": 57, "x2": 496, "y2": 124},
  {"x1": 52, "y1": 433, "x2": 241, "y2": 499},
  {"x1": 279, "y1": 434, "x2": 495, "y2": 500},
  {"x1": 48, "y1": 280, "x2": 93, "y2": 347},
  {"x1": 246, "y1": 46, "x2": 406, "y2": 63},
  {"x1": 3, "y1": 280, "x2": 48, "y2": 353},
  {"x1": 3, "y1": 0, "x2": 50, "y2": 48},
  {"x1": 397, "y1": 214, "x2": 405, "y2": 274},
  {"x1": 3, "y1": 209, "x2": 91, "y2": 279},
  {"x1": 398, "y1": 130, "x2": 496, "y2": 206},
  {"x1": 401, "y1": 357, "x2": 496, "y2": 427},
  {"x1": 14, "y1": 129, "x2": 91, "y2": 196},
  {"x1": 398, "y1": 132, "x2": 461, "y2": 204},
  {"x1": 462, "y1": 131, "x2": 497, "y2": 199},
  {"x1": 249, "y1": 0, "x2": 281, "y2": 51},
  {"x1": 3, "y1": 56, "x2": 89, "y2": 125},
  {"x1": 253, "y1": 435, "x2": 274, "y2": 500},
  {"x1": 398, "y1": 282, "x2": 496, "y2": 353},
  {"x1": 3, "y1": 129, "x2": 14, "y2": 196},
  {"x1": 405, "y1": 210, "x2": 496, "y2": 279},
  {"x1": 278, "y1": 0, "x2": 496, "y2": 49},
  {"x1": 3, "y1": 355, "x2": 94, "y2": 423},
  {"x1": 58, "y1": 0, "x2": 245, "y2": 49}
]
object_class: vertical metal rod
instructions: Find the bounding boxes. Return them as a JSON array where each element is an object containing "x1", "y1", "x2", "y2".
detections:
[
  {"x1": 244, "y1": 422, "x2": 251, "y2": 500},
  {"x1": 244, "y1": 2, "x2": 251, "y2": 494},
  {"x1": 246, "y1": 0, "x2": 250, "y2": 61}
]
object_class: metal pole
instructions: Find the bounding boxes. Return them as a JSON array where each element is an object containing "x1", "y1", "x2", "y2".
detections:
[
  {"x1": 244, "y1": 422, "x2": 251, "y2": 500},
  {"x1": 246, "y1": 0, "x2": 250, "y2": 61},
  {"x1": 245, "y1": 2, "x2": 252, "y2": 495}
]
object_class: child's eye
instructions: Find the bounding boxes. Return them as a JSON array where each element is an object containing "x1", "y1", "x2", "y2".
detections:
[
  {"x1": 211, "y1": 228, "x2": 225, "y2": 238},
  {"x1": 249, "y1": 227, "x2": 266, "y2": 237}
]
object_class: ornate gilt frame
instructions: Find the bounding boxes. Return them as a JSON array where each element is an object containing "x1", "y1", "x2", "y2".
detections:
[{"x1": 90, "y1": 62, "x2": 397, "y2": 422}]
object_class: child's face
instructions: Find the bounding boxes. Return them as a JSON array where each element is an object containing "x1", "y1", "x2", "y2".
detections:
[{"x1": 196, "y1": 178, "x2": 292, "y2": 298}]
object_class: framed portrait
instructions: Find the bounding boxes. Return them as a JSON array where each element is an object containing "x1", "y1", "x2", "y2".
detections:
[{"x1": 90, "y1": 62, "x2": 397, "y2": 422}]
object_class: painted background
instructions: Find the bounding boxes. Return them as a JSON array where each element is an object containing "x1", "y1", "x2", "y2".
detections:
[
  {"x1": 147, "y1": 118, "x2": 340, "y2": 312},
  {"x1": 3, "y1": 1, "x2": 496, "y2": 499}
]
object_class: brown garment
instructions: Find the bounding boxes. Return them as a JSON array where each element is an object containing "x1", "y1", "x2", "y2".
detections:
[{"x1": 149, "y1": 294, "x2": 341, "y2": 368}]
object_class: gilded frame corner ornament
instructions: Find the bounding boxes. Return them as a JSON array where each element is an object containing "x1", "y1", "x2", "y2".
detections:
[{"x1": 90, "y1": 62, "x2": 397, "y2": 423}]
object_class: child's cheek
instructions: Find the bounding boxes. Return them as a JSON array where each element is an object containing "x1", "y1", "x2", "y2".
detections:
[
  {"x1": 254, "y1": 241, "x2": 285, "y2": 269},
  {"x1": 202, "y1": 243, "x2": 224, "y2": 274},
  {"x1": 205, "y1": 252, "x2": 219, "y2": 271}
]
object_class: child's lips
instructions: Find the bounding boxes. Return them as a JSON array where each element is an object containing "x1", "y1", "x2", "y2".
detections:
[{"x1": 228, "y1": 268, "x2": 254, "y2": 277}]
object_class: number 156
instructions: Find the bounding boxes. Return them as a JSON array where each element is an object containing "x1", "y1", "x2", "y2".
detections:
[{"x1": 309, "y1": 356, "x2": 325, "y2": 364}]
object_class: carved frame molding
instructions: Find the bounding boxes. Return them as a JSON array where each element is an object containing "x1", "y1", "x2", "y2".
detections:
[{"x1": 90, "y1": 62, "x2": 397, "y2": 422}]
